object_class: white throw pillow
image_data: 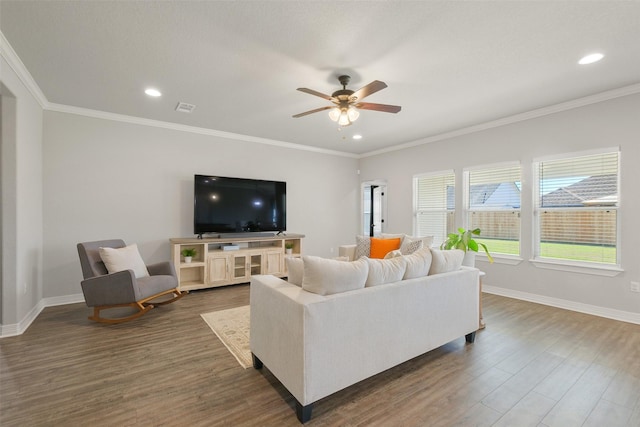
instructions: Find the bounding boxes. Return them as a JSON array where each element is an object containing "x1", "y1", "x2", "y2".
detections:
[
  {"x1": 99, "y1": 244, "x2": 149, "y2": 278},
  {"x1": 285, "y1": 257, "x2": 304, "y2": 286},
  {"x1": 384, "y1": 250, "x2": 403, "y2": 259},
  {"x1": 365, "y1": 257, "x2": 407, "y2": 287},
  {"x1": 400, "y1": 235, "x2": 433, "y2": 254},
  {"x1": 429, "y1": 249, "x2": 465, "y2": 275},
  {"x1": 302, "y1": 256, "x2": 368, "y2": 296},
  {"x1": 403, "y1": 247, "x2": 433, "y2": 279}
]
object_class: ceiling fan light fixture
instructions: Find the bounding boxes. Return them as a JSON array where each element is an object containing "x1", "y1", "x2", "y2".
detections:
[
  {"x1": 347, "y1": 107, "x2": 359, "y2": 122},
  {"x1": 338, "y1": 109, "x2": 351, "y2": 126},
  {"x1": 328, "y1": 107, "x2": 341, "y2": 122}
]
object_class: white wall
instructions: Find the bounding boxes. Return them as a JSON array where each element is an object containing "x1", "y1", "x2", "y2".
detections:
[
  {"x1": 42, "y1": 111, "x2": 359, "y2": 298},
  {"x1": 358, "y1": 93, "x2": 640, "y2": 316},
  {"x1": 0, "y1": 55, "x2": 44, "y2": 327}
]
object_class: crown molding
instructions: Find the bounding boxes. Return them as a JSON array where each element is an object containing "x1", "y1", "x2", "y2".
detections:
[
  {"x1": 47, "y1": 103, "x2": 359, "y2": 159},
  {"x1": 0, "y1": 30, "x2": 48, "y2": 108},
  {"x1": 361, "y1": 83, "x2": 640, "y2": 158}
]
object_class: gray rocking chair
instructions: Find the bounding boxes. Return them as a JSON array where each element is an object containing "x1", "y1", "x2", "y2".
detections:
[{"x1": 77, "y1": 239, "x2": 184, "y2": 324}]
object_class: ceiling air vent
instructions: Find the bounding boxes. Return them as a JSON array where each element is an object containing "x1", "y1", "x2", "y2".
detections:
[{"x1": 175, "y1": 102, "x2": 196, "y2": 113}]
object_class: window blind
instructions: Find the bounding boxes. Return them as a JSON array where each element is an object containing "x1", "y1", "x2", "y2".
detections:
[
  {"x1": 467, "y1": 164, "x2": 521, "y2": 256},
  {"x1": 414, "y1": 171, "x2": 455, "y2": 246},
  {"x1": 535, "y1": 150, "x2": 619, "y2": 264}
]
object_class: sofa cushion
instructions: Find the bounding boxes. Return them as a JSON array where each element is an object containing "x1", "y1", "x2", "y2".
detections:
[
  {"x1": 365, "y1": 257, "x2": 407, "y2": 287},
  {"x1": 302, "y1": 256, "x2": 368, "y2": 296},
  {"x1": 99, "y1": 244, "x2": 149, "y2": 278},
  {"x1": 370, "y1": 237, "x2": 402, "y2": 259},
  {"x1": 403, "y1": 247, "x2": 433, "y2": 279},
  {"x1": 285, "y1": 257, "x2": 304, "y2": 286},
  {"x1": 429, "y1": 249, "x2": 465, "y2": 275}
]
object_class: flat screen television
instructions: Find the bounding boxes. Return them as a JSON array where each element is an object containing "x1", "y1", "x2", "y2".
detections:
[{"x1": 194, "y1": 175, "x2": 286, "y2": 236}]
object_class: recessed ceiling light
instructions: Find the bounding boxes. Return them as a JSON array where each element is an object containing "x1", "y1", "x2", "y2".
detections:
[
  {"x1": 353, "y1": 134, "x2": 363, "y2": 140},
  {"x1": 144, "y1": 88, "x2": 162, "y2": 97},
  {"x1": 578, "y1": 53, "x2": 604, "y2": 65}
]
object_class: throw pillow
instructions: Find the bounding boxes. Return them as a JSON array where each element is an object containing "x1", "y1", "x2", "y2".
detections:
[
  {"x1": 403, "y1": 247, "x2": 433, "y2": 279},
  {"x1": 301, "y1": 256, "x2": 368, "y2": 296},
  {"x1": 285, "y1": 257, "x2": 304, "y2": 286},
  {"x1": 400, "y1": 235, "x2": 434, "y2": 254},
  {"x1": 384, "y1": 249, "x2": 403, "y2": 259},
  {"x1": 354, "y1": 235, "x2": 371, "y2": 259},
  {"x1": 369, "y1": 237, "x2": 402, "y2": 259},
  {"x1": 99, "y1": 244, "x2": 150, "y2": 278},
  {"x1": 365, "y1": 257, "x2": 407, "y2": 287},
  {"x1": 429, "y1": 249, "x2": 465, "y2": 275}
]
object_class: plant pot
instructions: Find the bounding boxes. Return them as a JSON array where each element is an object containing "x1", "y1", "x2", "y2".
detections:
[
  {"x1": 184, "y1": 256, "x2": 193, "y2": 264},
  {"x1": 285, "y1": 249, "x2": 293, "y2": 255},
  {"x1": 462, "y1": 251, "x2": 476, "y2": 267}
]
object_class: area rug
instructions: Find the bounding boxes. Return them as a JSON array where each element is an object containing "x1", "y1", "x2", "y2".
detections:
[{"x1": 201, "y1": 305, "x2": 251, "y2": 369}]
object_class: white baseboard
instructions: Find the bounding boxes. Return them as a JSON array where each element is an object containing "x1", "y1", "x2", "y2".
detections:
[
  {"x1": 483, "y1": 285, "x2": 640, "y2": 325},
  {"x1": 0, "y1": 293, "x2": 85, "y2": 338}
]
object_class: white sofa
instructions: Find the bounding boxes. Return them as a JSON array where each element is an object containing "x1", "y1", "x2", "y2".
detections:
[{"x1": 250, "y1": 263, "x2": 479, "y2": 423}]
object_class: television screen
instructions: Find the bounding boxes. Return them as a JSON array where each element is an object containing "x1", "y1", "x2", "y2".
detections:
[{"x1": 194, "y1": 175, "x2": 286, "y2": 235}]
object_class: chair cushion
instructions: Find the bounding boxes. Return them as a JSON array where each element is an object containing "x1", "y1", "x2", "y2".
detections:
[
  {"x1": 136, "y1": 275, "x2": 178, "y2": 299},
  {"x1": 99, "y1": 244, "x2": 150, "y2": 278}
]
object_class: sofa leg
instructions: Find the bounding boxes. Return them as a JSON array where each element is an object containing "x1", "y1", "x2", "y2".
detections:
[
  {"x1": 465, "y1": 331, "x2": 476, "y2": 343},
  {"x1": 252, "y1": 353, "x2": 263, "y2": 369},
  {"x1": 296, "y1": 401, "x2": 313, "y2": 423}
]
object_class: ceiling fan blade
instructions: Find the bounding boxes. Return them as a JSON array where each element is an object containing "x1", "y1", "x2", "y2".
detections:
[
  {"x1": 355, "y1": 102, "x2": 401, "y2": 113},
  {"x1": 351, "y1": 80, "x2": 388, "y2": 101},
  {"x1": 297, "y1": 87, "x2": 333, "y2": 101},
  {"x1": 292, "y1": 106, "x2": 333, "y2": 118}
]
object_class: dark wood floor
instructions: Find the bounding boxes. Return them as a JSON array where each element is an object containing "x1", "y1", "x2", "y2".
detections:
[{"x1": 1, "y1": 284, "x2": 640, "y2": 426}]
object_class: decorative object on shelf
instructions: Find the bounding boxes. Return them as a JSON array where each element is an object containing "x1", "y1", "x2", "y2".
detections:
[
  {"x1": 293, "y1": 75, "x2": 401, "y2": 127},
  {"x1": 285, "y1": 242, "x2": 294, "y2": 255},
  {"x1": 440, "y1": 228, "x2": 494, "y2": 266},
  {"x1": 181, "y1": 248, "x2": 198, "y2": 263}
]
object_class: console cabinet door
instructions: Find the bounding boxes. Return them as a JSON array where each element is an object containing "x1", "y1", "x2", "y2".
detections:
[
  {"x1": 208, "y1": 254, "x2": 230, "y2": 285},
  {"x1": 263, "y1": 250, "x2": 283, "y2": 275}
]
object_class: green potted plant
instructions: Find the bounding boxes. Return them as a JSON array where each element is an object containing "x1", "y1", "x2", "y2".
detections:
[
  {"x1": 181, "y1": 248, "x2": 197, "y2": 263},
  {"x1": 284, "y1": 242, "x2": 294, "y2": 255},
  {"x1": 440, "y1": 227, "x2": 493, "y2": 266}
]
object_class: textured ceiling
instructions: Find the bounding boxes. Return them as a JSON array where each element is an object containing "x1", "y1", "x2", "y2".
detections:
[{"x1": 2, "y1": 1, "x2": 640, "y2": 155}]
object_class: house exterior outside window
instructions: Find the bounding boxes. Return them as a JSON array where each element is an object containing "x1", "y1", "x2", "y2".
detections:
[
  {"x1": 533, "y1": 148, "x2": 620, "y2": 266},
  {"x1": 413, "y1": 170, "x2": 455, "y2": 246},
  {"x1": 464, "y1": 162, "x2": 521, "y2": 257}
]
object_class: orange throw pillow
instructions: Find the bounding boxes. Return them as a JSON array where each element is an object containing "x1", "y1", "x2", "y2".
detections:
[{"x1": 369, "y1": 237, "x2": 402, "y2": 259}]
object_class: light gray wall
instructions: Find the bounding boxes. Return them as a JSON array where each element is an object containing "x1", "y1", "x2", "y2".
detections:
[
  {"x1": 0, "y1": 56, "x2": 44, "y2": 326},
  {"x1": 358, "y1": 93, "x2": 640, "y2": 315},
  {"x1": 42, "y1": 111, "x2": 359, "y2": 298}
]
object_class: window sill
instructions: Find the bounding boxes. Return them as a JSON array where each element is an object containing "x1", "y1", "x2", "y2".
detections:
[
  {"x1": 476, "y1": 254, "x2": 523, "y2": 266},
  {"x1": 530, "y1": 258, "x2": 623, "y2": 277}
]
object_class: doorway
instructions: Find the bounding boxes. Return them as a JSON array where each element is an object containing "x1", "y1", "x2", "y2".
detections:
[{"x1": 361, "y1": 181, "x2": 387, "y2": 237}]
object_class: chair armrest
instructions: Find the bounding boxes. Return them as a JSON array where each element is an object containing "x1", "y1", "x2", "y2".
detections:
[
  {"x1": 81, "y1": 270, "x2": 137, "y2": 307},
  {"x1": 338, "y1": 245, "x2": 356, "y2": 261},
  {"x1": 147, "y1": 261, "x2": 176, "y2": 277}
]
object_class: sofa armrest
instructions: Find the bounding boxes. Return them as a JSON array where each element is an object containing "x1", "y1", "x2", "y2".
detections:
[
  {"x1": 338, "y1": 244, "x2": 356, "y2": 261},
  {"x1": 81, "y1": 270, "x2": 137, "y2": 307}
]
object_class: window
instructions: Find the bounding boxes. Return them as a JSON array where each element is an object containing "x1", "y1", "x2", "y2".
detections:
[
  {"x1": 414, "y1": 171, "x2": 455, "y2": 246},
  {"x1": 533, "y1": 149, "x2": 619, "y2": 265},
  {"x1": 465, "y1": 163, "x2": 521, "y2": 256}
]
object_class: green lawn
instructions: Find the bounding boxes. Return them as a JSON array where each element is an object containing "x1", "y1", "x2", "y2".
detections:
[{"x1": 475, "y1": 238, "x2": 616, "y2": 264}]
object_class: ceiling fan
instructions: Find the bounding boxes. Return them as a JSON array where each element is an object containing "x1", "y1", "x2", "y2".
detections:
[{"x1": 293, "y1": 75, "x2": 401, "y2": 127}]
